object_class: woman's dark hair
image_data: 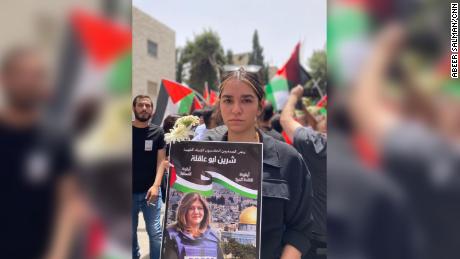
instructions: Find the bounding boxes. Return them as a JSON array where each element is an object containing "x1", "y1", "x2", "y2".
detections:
[
  {"x1": 191, "y1": 109, "x2": 203, "y2": 118},
  {"x1": 270, "y1": 114, "x2": 283, "y2": 133},
  {"x1": 201, "y1": 107, "x2": 214, "y2": 129},
  {"x1": 219, "y1": 67, "x2": 265, "y2": 101},
  {"x1": 260, "y1": 102, "x2": 274, "y2": 122}
]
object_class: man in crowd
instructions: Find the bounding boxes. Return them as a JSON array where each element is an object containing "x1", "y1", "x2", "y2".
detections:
[
  {"x1": 258, "y1": 102, "x2": 285, "y2": 142},
  {"x1": 0, "y1": 47, "x2": 86, "y2": 259},
  {"x1": 132, "y1": 95, "x2": 166, "y2": 259},
  {"x1": 193, "y1": 106, "x2": 217, "y2": 141},
  {"x1": 281, "y1": 85, "x2": 327, "y2": 259}
]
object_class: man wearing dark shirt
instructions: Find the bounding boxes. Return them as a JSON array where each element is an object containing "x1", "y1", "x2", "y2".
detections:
[
  {"x1": 132, "y1": 95, "x2": 166, "y2": 259},
  {"x1": 281, "y1": 85, "x2": 327, "y2": 259},
  {"x1": 0, "y1": 47, "x2": 82, "y2": 259}
]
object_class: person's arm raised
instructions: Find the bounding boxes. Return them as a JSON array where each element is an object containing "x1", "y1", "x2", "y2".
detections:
[
  {"x1": 349, "y1": 24, "x2": 405, "y2": 148},
  {"x1": 281, "y1": 85, "x2": 304, "y2": 141}
]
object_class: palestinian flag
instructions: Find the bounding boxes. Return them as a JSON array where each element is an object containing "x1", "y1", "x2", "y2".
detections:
[
  {"x1": 52, "y1": 8, "x2": 131, "y2": 120},
  {"x1": 54, "y1": 9, "x2": 131, "y2": 259},
  {"x1": 209, "y1": 90, "x2": 218, "y2": 105},
  {"x1": 151, "y1": 79, "x2": 197, "y2": 126},
  {"x1": 265, "y1": 42, "x2": 311, "y2": 111},
  {"x1": 169, "y1": 165, "x2": 213, "y2": 197},
  {"x1": 193, "y1": 96, "x2": 203, "y2": 110},
  {"x1": 317, "y1": 95, "x2": 328, "y2": 116},
  {"x1": 72, "y1": 9, "x2": 131, "y2": 70},
  {"x1": 203, "y1": 83, "x2": 210, "y2": 103},
  {"x1": 202, "y1": 83, "x2": 218, "y2": 106},
  {"x1": 169, "y1": 167, "x2": 258, "y2": 199},
  {"x1": 328, "y1": 0, "x2": 371, "y2": 85}
]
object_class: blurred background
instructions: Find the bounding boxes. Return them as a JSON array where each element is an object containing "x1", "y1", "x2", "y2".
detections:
[
  {"x1": 328, "y1": 0, "x2": 460, "y2": 259},
  {"x1": 0, "y1": 0, "x2": 131, "y2": 258}
]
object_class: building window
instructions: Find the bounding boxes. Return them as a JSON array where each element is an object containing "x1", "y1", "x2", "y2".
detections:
[
  {"x1": 147, "y1": 81, "x2": 158, "y2": 96},
  {"x1": 147, "y1": 40, "x2": 158, "y2": 57}
]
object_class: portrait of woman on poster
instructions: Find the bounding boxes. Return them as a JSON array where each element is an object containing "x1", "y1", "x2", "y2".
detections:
[
  {"x1": 163, "y1": 192, "x2": 224, "y2": 259},
  {"x1": 204, "y1": 67, "x2": 313, "y2": 259}
]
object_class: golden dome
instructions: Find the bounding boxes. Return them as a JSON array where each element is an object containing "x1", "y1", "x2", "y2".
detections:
[{"x1": 239, "y1": 206, "x2": 257, "y2": 225}]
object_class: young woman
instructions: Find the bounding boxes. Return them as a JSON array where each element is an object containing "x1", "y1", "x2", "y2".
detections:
[
  {"x1": 163, "y1": 192, "x2": 224, "y2": 259},
  {"x1": 205, "y1": 67, "x2": 313, "y2": 259}
]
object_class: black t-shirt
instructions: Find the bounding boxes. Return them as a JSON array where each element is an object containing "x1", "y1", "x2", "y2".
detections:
[
  {"x1": 293, "y1": 127, "x2": 327, "y2": 242},
  {"x1": 0, "y1": 121, "x2": 73, "y2": 258},
  {"x1": 132, "y1": 124, "x2": 165, "y2": 193}
]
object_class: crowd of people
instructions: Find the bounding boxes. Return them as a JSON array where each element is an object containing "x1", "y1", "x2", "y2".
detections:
[
  {"x1": 133, "y1": 66, "x2": 327, "y2": 259},
  {"x1": 328, "y1": 23, "x2": 460, "y2": 259},
  {"x1": 0, "y1": 44, "x2": 327, "y2": 259}
]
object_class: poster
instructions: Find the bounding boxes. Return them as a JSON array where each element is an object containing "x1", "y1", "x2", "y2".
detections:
[{"x1": 161, "y1": 141, "x2": 263, "y2": 259}]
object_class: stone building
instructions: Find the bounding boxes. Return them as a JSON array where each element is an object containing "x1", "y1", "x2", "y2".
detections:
[{"x1": 132, "y1": 6, "x2": 175, "y2": 101}]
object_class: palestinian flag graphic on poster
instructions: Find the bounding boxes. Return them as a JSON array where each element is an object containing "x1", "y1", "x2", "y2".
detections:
[{"x1": 161, "y1": 141, "x2": 263, "y2": 259}]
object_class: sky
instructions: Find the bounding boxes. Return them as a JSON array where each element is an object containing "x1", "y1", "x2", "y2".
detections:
[{"x1": 133, "y1": 0, "x2": 326, "y2": 68}]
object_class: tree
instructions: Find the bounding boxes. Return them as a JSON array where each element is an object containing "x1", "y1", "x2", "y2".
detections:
[
  {"x1": 226, "y1": 49, "x2": 234, "y2": 65},
  {"x1": 249, "y1": 30, "x2": 268, "y2": 85},
  {"x1": 306, "y1": 48, "x2": 327, "y2": 99},
  {"x1": 222, "y1": 238, "x2": 256, "y2": 259},
  {"x1": 179, "y1": 30, "x2": 225, "y2": 93},
  {"x1": 176, "y1": 47, "x2": 184, "y2": 83},
  {"x1": 249, "y1": 30, "x2": 264, "y2": 66},
  {"x1": 262, "y1": 63, "x2": 270, "y2": 85}
]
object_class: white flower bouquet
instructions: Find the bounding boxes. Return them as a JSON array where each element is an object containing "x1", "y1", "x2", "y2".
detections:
[{"x1": 164, "y1": 115, "x2": 200, "y2": 144}]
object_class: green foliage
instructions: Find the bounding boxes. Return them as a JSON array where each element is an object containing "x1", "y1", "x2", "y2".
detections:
[
  {"x1": 226, "y1": 49, "x2": 234, "y2": 65},
  {"x1": 249, "y1": 30, "x2": 264, "y2": 66},
  {"x1": 222, "y1": 238, "x2": 257, "y2": 259},
  {"x1": 306, "y1": 48, "x2": 327, "y2": 97},
  {"x1": 176, "y1": 48, "x2": 184, "y2": 83},
  {"x1": 262, "y1": 64, "x2": 269, "y2": 86},
  {"x1": 179, "y1": 30, "x2": 225, "y2": 92},
  {"x1": 248, "y1": 30, "x2": 268, "y2": 85}
]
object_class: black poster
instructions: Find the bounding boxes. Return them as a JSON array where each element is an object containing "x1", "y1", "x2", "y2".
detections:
[{"x1": 160, "y1": 141, "x2": 263, "y2": 259}]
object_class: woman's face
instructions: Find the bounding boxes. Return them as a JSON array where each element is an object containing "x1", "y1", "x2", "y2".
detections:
[
  {"x1": 219, "y1": 78, "x2": 261, "y2": 134},
  {"x1": 186, "y1": 199, "x2": 204, "y2": 227}
]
